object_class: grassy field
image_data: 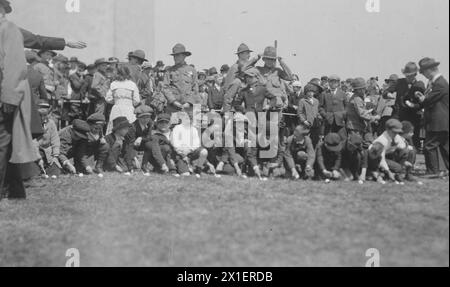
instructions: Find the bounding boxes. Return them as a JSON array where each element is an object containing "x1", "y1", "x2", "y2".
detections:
[{"x1": 0, "y1": 158, "x2": 448, "y2": 267}]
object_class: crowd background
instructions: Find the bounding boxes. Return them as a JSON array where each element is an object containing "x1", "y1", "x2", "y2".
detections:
[{"x1": 0, "y1": 0, "x2": 449, "y2": 201}]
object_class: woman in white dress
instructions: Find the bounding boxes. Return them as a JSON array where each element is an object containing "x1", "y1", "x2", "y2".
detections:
[{"x1": 105, "y1": 65, "x2": 141, "y2": 134}]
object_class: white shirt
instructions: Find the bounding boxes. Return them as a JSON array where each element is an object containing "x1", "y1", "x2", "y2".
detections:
[
  {"x1": 171, "y1": 124, "x2": 201, "y2": 156},
  {"x1": 371, "y1": 131, "x2": 408, "y2": 172}
]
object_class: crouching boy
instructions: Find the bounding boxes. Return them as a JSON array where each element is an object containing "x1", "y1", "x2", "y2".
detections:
[
  {"x1": 104, "y1": 117, "x2": 131, "y2": 173},
  {"x1": 148, "y1": 113, "x2": 177, "y2": 175},
  {"x1": 284, "y1": 124, "x2": 315, "y2": 180},
  {"x1": 35, "y1": 101, "x2": 62, "y2": 176},
  {"x1": 341, "y1": 133, "x2": 364, "y2": 181},
  {"x1": 171, "y1": 106, "x2": 208, "y2": 177},
  {"x1": 314, "y1": 133, "x2": 343, "y2": 181}
]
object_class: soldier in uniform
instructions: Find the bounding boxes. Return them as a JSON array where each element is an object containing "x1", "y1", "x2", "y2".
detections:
[{"x1": 162, "y1": 43, "x2": 200, "y2": 114}]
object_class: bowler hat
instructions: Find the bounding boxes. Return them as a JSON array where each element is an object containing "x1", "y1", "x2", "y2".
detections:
[
  {"x1": 262, "y1": 46, "x2": 277, "y2": 60},
  {"x1": 87, "y1": 113, "x2": 106, "y2": 125},
  {"x1": 419, "y1": 57, "x2": 440, "y2": 73},
  {"x1": 0, "y1": 0, "x2": 12, "y2": 14},
  {"x1": 385, "y1": 119, "x2": 403, "y2": 133},
  {"x1": 402, "y1": 62, "x2": 419, "y2": 76},
  {"x1": 129, "y1": 50, "x2": 148, "y2": 62},
  {"x1": 351, "y1": 77, "x2": 367, "y2": 90},
  {"x1": 37, "y1": 49, "x2": 57, "y2": 58},
  {"x1": 112, "y1": 117, "x2": 130, "y2": 132},
  {"x1": 236, "y1": 43, "x2": 253, "y2": 55},
  {"x1": 324, "y1": 133, "x2": 343, "y2": 152},
  {"x1": 307, "y1": 80, "x2": 324, "y2": 94},
  {"x1": 157, "y1": 113, "x2": 172, "y2": 123},
  {"x1": 170, "y1": 43, "x2": 192, "y2": 56},
  {"x1": 72, "y1": 119, "x2": 90, "y2": 140},
  {"x1": 135, "y1": 105, "x2": 154, "y2": 118}
]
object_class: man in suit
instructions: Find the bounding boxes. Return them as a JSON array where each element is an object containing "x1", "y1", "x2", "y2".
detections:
[
  {"x1": 417, "y1": 58, "x2": 449, "y2": 177},
  {"x1": 394, "y1": 62, "x2": 426, "y2": 150},
  {"x1": 319, "y1": 75, "x2": 348, "y2": 135}
]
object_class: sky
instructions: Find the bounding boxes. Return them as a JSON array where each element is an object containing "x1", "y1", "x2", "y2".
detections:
[{"x1": 10, "y1": 0, "x2": 449, "y2": 83}]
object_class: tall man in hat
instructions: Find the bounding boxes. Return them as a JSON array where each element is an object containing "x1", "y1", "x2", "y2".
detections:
[
  {"x1": 222, "y1": 43, "x2": 261, "y2": 112},
  {"x1": 394, "y1": 62, "x2": 426, "y2": 150},
  {"x1": 319, "y1": 74, "x2": 348, "y2": 136},
  {"x1": 162, "y1": 43, "x2": 200, "y2": 114},
  {"x1": 1, "y1": 0, "x2": 41, "y2": 199},
  {"x1": 88, "y1": 58, "x2": 112, "y2": 116},
  {"x1": 416, "y1": 58, "x2": 449, "y2": 177}
]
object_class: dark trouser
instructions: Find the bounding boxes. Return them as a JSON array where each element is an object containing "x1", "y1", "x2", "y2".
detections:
[
  {"x1": 401, "y1": 114, "x2": 422, "y2": 150},
  {"x1": 386, "y1": 148, "x2": 416, "y2": 174},
  {"x1": 0, "y1": 116, "x2": 26, "y2": 199},
  {"x1": 147, "y1": 143, "x2": 176, "y2": 172},
  {"x1": 175, "y1": 148, "x2": 208, "y2": 174},
  {"x1": 424, "y1": 131, "x2": 449, "y2": 174}
]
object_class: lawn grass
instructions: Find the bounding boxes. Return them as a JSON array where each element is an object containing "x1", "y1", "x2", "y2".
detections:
[{"x1": 0, "y1": 161, "x2": 448, "y2": 267}]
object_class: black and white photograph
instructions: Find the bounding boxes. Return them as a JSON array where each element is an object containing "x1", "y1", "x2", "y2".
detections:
[{"x1": 0, "y1": 0, "x2": 448, "y2": 271}]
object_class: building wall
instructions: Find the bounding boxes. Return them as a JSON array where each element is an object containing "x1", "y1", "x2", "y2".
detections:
[{"x1": 10, "y1": 0, "x2": 155, "y2": 64}]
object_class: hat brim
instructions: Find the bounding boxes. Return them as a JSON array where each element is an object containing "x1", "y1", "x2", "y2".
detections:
[
  {"x1": 129, "y1": 55, "x2": 149, "y2": 62},
  {"x1": 236, "y1": 49, "x2": 253, "y2": 55},
  {"x1": 262, "y1": 56, "x2": 277, "y2": 60},
  {"x1": 401, "y1": 69, "x2": 418, "y2": 76},
  {"x1": 137, "y1": 113, "x2": 153, "y2": 118},
  {"x1": 420, "y1": 62, "x2": 440, "y2": 73},
  {"x1": 325, "y1": 142, "x2": 343, "y2": 152},
  {"x1": 170, "y1": 51, "x2": 192, "y2": 57},
  {"x1": 390, "y1": 127, "x2": 403, "y2": 134},
  {"x1": 38, "y1": 50, "x2": 57, "y2": 57}
]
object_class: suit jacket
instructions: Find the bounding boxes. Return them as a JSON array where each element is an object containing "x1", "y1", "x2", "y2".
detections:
[
  {"x1": 20, "y1": 28, "x2": 66, "y2": 50},
  {"x1": 319, "y1": 89, "x2": 347, "y2": 127},
  {"x1": 298, "y1": 98, "x2": 320, "y2": 126},
  {"x1": 346, "y1": 96, "x2": 375, "y2": 132},
  {"x1": 421, "y1": 75, "x2": 449, "y2": 132},
  {"x1": 1, "y1": 18, "x2": 40, "y2": 164},
  {"x1": 394, "y1": 78, "x2": 426, "y2": 120}
]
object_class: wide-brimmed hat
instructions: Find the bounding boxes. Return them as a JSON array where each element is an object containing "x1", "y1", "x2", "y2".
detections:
[
  {"x1": 0, "y1": 0, "x2": 12, "y2": 14},
  {"x1": 37, "y1": 49, "x2": 57, "y2": 58},
  {"x1": 72, "y1": 119, "x2": 90, "y2": 140},
  {"x1": 94, "y1": 58, "x2": 112, "y2": 67},
  {"x1": 135, "y1": 105, "x2": 154, "y2": 118},
  {"x1": 419, "y1": 57, "x2": 440, "y2": 73},
  {"x1": 324, "y1": 133, "x2": 343, "y2": 152},
  {"x1": 208, "y1": 67, "x2": 218, "y2": 75},
  {"x1": 402, "y1": 62, "x2": 419, "y2": 76},
  {"x1": 69, "y1": 57, "x2": 79, "y2": 63},
  {"x1": 304, "y1": 83, "x2": 320, "y2": 94},
  {"x1": 351, "y1": 77, "x2": 367, "y2": 90},
  {"x1": 262, "y1": 46, "x2": 277, "y2": 60},
  {"x1": 236, "y1": 43, "x2": 253, "y2": 55},
  {"x1": 112, "y1": 117, "x2": 130, "y2": 132},
  {"x1": 170, "y1": 43, "x2": 192, "y2": 56},
  {"x1": 129, "y1": 50, "x2": 148, "y2": 62},
  {"x1": 385, "y1": 119, "x2": 403, "y2": 134}
]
